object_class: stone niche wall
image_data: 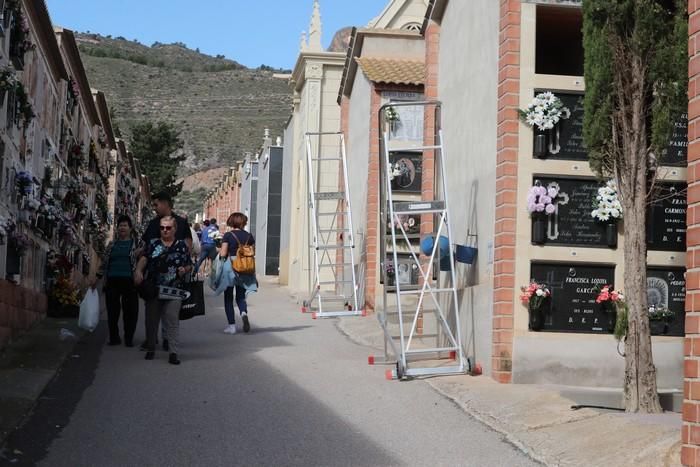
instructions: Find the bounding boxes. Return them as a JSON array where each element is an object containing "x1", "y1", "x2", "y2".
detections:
[{"x1": 0, "y1": 279, "x2": 47, "y2": 348}]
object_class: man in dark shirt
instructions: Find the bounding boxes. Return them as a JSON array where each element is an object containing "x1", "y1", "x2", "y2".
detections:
[{"x1": 141, "y1": 192, "x2": 193, "y2": 250}]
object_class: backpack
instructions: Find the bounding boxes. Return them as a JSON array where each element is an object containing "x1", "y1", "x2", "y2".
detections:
[{"x1": 230, "y1": 231, "x2": 255, "y2": 275}]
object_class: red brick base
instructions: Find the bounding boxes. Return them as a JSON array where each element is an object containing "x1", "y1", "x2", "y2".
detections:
[{"x1": 0, "y1": 279, "x2": 47, "y2": 349}]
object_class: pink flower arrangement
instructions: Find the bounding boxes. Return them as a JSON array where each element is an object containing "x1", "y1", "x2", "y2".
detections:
[
  {"x1": 520, "y1": 281, "x2": 551, "y2": 309},
  {"x1": 595, "y1": 285, "x2": 624, "y2": 304},
  {"x1": 526, "y1": 182, "x2": 559, "y2": 215}
]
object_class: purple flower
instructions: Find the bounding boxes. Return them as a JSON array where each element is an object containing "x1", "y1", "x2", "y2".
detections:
[
  {"x1": 540, "y1": 195, "x2": 552, "y2": 205},
  {"x1": 547, "y1": 187, "x2": 558, "y2": 198},
  {"x1": 535, "y1": 186, "x2": 547, "y2": 196},
  {"x1": 545, "y1": 203, "x2": 556, "y2": 214},
  {"x1": 527, "y1": 202, "x2": 537, "y2": 213},
  {"x1": 535, "y1": 203, "x2": 545, "y2": 212}
]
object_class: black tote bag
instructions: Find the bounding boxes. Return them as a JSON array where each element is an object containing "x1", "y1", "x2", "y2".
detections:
[{"x1": 180, "y1": 280, "x2": 206, "y2": 320}]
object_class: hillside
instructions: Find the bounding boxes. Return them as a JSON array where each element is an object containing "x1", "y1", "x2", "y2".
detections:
[{"x1": 75, "y1": 33, "x2": 292, "y2": 218}]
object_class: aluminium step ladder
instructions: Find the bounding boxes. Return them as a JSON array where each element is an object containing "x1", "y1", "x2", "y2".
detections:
[
  {"x1": 377, "y1": 100, "x2": 468, "y2": 380},
  {"x1": 301, "y1": 132, "x2": 363, "y2": 319}
]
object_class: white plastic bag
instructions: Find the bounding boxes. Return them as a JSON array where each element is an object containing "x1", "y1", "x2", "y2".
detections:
[
  {"x1": 190, "y1": 227, "x2": 201, "y2": 255},
  {"x1": 78, "y1": 288, "x2": 100, "y2": 332}
]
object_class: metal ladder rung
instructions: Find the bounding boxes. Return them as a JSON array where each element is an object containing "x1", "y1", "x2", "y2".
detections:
[
  {"x1": 393, "y1": 209, "x2": 444, "y2": 215},
  {"x1": 319, "y1": 228, "x2": 350, "y2": 233},
  {"x1": 317, "y1": 211, "x2": 348, "y2": 216},
  {"x1": 397, "y1": 288, "x2": 456, "y2": 295},
  {"x1": 319, "y1": 263, "x2": 353, "y2": 268},
  {"x1": 311, "y1": 157, "x2": 342, "y2": 161},
  {"x1": 319, "y1": 280, "x2": 354, "y2": 285},
  {"x1": 318, "y1": 295, "x2": 349, "y2": 301},
  {"x1": 316, "y1": 245, "x2": 352, "y2": 250},
  {"x1": 315, "y1": 192, "x2": 345, "y2": 200},
  {"x1": 388, "y1": 144, "x2": 442, "y2": 151}
]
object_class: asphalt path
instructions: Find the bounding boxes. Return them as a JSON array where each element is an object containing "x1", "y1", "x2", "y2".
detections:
[{"x1": 4, "y1": 280, "x2": 537, "y2": 467}]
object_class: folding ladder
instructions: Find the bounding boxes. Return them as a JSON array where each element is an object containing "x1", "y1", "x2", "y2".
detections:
[
  {"x1": 302, "y1": 132, "x2": 363, "y2": 318},
  {"x1": 377, "y1": 101, "x2": 468, "y2": 380}
]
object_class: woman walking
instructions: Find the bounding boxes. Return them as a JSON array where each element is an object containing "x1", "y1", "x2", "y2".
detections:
[
  {"x1": 98, "y1": 215, "x2": 138, "y2": 347},
  {"x1": 134, "y1": 216, "x2": 192, "y2": 364},
  {"x1": 219, "y1": 212, "x2": 255, "y2": 334}
]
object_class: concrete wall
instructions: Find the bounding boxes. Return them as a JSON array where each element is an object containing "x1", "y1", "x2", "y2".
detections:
[
  {"x1": 286, "y1": 60, "x2": 344, "y2": 298},
  {"x1": 362, "y1": 35, "x2": 424, "y2": 59},
  {"x1": 437, "y1": 0, "x2": 499, "y2": 376},
  {"x1": 509, "y1": 3, "x2": 683, "y2": 389},
  {"x1": 256, "y1": 148, "x2": 271, "y2": 274},
  {"x1": 346, "y1": 74, "x2": 373, "y2": 266},
  {"x1": 279, "y1": 119, "x2": 295, "y2": 285}
]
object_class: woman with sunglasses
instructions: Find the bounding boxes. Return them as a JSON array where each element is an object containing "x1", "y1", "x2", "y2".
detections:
[{"x1": 134, "y1": 216, "x2": 192, "y2": 365}]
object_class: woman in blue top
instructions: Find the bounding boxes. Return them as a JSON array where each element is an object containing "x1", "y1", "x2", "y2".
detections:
[
  {"x1": 98, "y1": 215, "x2": 138, "y2": 346},
  {"x1": 134, "y1": 216, "x2": 192, "y2": 364},
  {"x1": 219, "y1": 212, "x2": 255, "y2": 335}
]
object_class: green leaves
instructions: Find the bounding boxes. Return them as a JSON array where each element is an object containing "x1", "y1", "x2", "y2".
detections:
[
  {"x1": 128, "y1": 121, "x2": 185, "y2": 198},
  {"x1": 582, "y1": 0, "x2": 687, "y2": 175}
]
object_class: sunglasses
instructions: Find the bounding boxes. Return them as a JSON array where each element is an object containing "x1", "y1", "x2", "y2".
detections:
[{"x1": 160, "y1": 225, "x2": 173, "y2": 231}]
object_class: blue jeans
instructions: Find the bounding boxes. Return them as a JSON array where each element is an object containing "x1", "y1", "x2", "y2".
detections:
[
  {"x1": 224, "y1": 286, "x2": 248, "y2": 324},
  {"x1": 194, "y1": 244, "x2": 217, "y2": 273}
]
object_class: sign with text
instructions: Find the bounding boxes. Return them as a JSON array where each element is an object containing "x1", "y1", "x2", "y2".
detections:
[
  {"x1": 647, "y1": 267, "x2": 685, "y2": 337},
  {"x1": 533, "y1": 92, "x2": 587, "y2": 160},
  {"x1": 534, "y1": 177, "x2": 607, "y2": 247},
  {"x1": 647, "y1": 183, "x2": 687, "y2": 252},
  {"x1": 660, "y1": 113, "x2": 687, "y2": 167},
  {"x1": 531, "y1": 262, "x2": 615, "y2": 333}
]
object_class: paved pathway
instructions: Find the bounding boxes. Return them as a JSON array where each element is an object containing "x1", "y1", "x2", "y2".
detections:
[{"x1": 6, "y1": 279, "x2": 537, "y2": 466}]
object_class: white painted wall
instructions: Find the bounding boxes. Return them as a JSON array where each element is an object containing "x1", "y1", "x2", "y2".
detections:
[
  {"x1": 346, "y1": 74, "x2": 373, "y2": 267},
  {"x1": 362, "y1": 35, "x2": 424, "y2": 59},
  {"x1": 437, "y1": 0, "x2": 499, "y2": 376},
  {"x1": 279, "y1": 118, "x2": 295, "y2": 285},
  {"x1": 285, "y1": 60, "x2": 344, "y2": 298}
]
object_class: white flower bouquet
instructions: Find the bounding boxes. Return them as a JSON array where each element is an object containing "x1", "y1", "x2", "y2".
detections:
[
  {"x1": 591, "y1": 180, "x2": 622, "y2": 222},
  {"x1": 519, "y1": 92, "x2": 571, "y2": 131}
]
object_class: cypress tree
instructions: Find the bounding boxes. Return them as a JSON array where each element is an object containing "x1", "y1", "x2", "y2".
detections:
[{"x1": 582, "y1": 0, "x2": 687, "y2": 412}]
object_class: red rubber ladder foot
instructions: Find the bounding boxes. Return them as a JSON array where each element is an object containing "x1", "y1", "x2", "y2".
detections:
[
  {"x1": 361, "y1": 309, "x2": 367, "y2": 317},
  {"x1": 471, "y1": 363, "x2": 483, "y2": 376},
  {"x1": 449, "y1": 350, "x2": 457, "y2": 360},
  {"x1": 301, "y1": 307, "x2": 307, "y2": 313},
  {"x1": 311, "y1": 313, "x2": 317, "y2": 319},
  {"x1": 368, "y1": 355, "x2": 375, "y2": 365},
  {"x1": 385, "y1": 369, "x2": 394, "y2": 381}
]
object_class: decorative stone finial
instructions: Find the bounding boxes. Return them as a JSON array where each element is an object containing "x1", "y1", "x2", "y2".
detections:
[{"x1": 308, "y1": 0, "x2": 322, "y2": 51}]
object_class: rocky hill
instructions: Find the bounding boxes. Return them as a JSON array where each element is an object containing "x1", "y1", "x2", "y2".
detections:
[{"x1": 75, "y1": 33, "x2": 292, "y2": 218}]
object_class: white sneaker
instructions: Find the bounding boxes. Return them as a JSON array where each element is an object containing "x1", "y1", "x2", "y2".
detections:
[{"x1": 223, "y1": 325, "x2": 237, "y2": 334}]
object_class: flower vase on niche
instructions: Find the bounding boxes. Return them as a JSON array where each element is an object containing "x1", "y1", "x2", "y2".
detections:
[
  {"x1": 520, "y1": 282, "x2": 550, "y2": 332},
  {"x1": 606, "y1": 222, "x2": 618, "y2": 248},
  {"x1": 532, "y1": 212, "x2": 547, "y2": 244},
  {"x1": 534, "y1": 129, "x2": 548, "y2": 159},
  {"x1": 527, "y1": 181, "x2": 559, "y2": 245},
  {"x1": 600, "y1": 300, "x2": 616, "y2": 332},
  {"x1": 528, "y1": 302, "x2": 546, "y2": 331},
  {"x1": 591, "y1": 180, "x2": 622, "y2": 249}
]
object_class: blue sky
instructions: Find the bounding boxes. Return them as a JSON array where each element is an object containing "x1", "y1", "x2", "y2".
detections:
[{"x1": 45, "y1": 0, "x2": 385, "y2": 69}]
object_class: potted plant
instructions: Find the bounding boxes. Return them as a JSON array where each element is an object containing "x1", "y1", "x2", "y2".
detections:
[
  {"x1": 48, "y1": 274, "x2": 80, "y2": 318},
  {"x1": 385, "y1": 105, "x2": 400, "y2": 132},
  {"x1": 648, "y1": 305, "x2": 674, "y2": 335},
  {"x1": 519, "y1": 91, "x2": 571, "y2": 158},
  {"x1": 520, "y1": 281, "x2": 551, "y2": 331},
  {"x1": 591, "y1": 179, "x2": 622, "y2": 248},
  {"x1": 385, "y1": 260, "x2": 396, "y2": 287},
  {"x1": 595, "y1": 285, "x2": 626, "y2": 333},
  {"x1": 526, "y1": 181, "x2": 559, "y2": 244}
]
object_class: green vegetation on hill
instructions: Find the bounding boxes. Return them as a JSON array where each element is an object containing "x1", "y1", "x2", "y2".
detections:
[{"x1": 76, "y1": 33, "x2": 292, "y2": 193}]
